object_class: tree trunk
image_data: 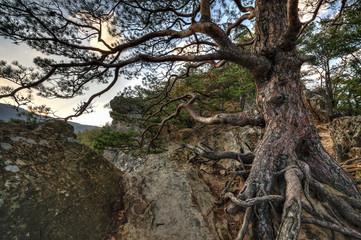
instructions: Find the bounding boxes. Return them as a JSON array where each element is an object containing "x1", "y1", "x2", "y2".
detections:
[{"x1": 225, "y1": 1, "x2": 361, "y2": 239}]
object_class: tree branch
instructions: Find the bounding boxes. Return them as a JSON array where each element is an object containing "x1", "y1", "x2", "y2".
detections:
[
  {"x1": 200, "y1": 0, "x2": 211, "y2": 21},
  {"x1": 183, "y1": 143, "x2": 254, "y2": 164},
  {"x1": 177, "y1": 93, "x2": 265, "y2": 126},
  {"x1": 0, "y1": 67, "x2": 57, "y2": 99},
  {"x1": 64, "y1": 67, "x2": 120, "y2": 121},
  {"x1": 226, "y1": 12, "x2": 255, "y2": 36},
  {"x1": 298, "y1": 0, "x2": 324, "y2": 37}
]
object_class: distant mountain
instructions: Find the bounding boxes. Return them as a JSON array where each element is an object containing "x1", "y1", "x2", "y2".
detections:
[{"x1": 0, "y1": 103, "x2": 98, "y2": 132}]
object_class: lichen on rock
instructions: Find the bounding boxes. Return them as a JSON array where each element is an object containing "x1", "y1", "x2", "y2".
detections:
[{"x1": 0, "y1": 120, "x2": 122, "y2": 240}]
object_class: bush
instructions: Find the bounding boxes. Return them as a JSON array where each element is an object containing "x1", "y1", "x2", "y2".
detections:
[{"x1": 77, "y1": 126, "x2": 139, "y2": 155}]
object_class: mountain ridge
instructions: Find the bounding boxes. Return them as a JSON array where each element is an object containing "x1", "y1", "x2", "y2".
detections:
[{"x1": 0, "y1": 103, "x2": 98, "y2": 132}]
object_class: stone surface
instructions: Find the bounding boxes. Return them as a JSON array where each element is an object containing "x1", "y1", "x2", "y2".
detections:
[
  {"x1": 110, "y1": 96, "x2": 143, "y2": 115},
  {"x1": 328, "y1": 116, "x2": 361, "y2": 161},
  {"x1": 117, "y1": 150, "x2": 231, "y2": 240},
  {"x1": 303, "y1": 87, "x2": 341, "y2": 123},
  {"x1": 0, "y1": 120, "x2": 122, "y2": 240},
  {"x1": 103, "y1": 147, "x2": 144, "y2": 172}
]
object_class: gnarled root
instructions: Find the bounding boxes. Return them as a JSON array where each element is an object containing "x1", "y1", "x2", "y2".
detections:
[
  {"x1": 222, "y1": 160, "x2": 361, "y2": 240},
  {"x1": 185, "y1": 141, "x2": 361, "y2": 240}
]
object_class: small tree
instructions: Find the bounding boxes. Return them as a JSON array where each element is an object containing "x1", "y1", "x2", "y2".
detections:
[
  {"x1": 298, "y1": 2, "x2": 361, "y2": 114},
  {"x1": 0, "y1": 0, "x2": 360, "y2": 239}
]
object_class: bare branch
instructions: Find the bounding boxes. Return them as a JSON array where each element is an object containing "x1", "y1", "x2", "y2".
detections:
[
  {"x1": 64, "y1": 67, "x2": 120, "y2": 121},
  {"x1": 226, "y1": 12, "x2": 255, "y2": 36},
  {"x1": 298, "y1": 0, "x2": 324, "y2": 37},
  {"x1": 200, "y1": 0, "x2": 211, "y2": 21},
  {"x1": 177, "y1": 93, "x2": 264, "y2": 126},
  {"x1": 183, "y1": 143, "x2": 254, "y2": 164}
]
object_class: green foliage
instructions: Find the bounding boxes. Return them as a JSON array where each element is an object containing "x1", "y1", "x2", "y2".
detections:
[
  {"x1": 93, "y1": 126, "x2": 138, "y2": 152},
  {"x1": 77, "y1": 126, "x2": 139, "y2": 155},
  {"x1": 76, "y1": 127, "x2": 102, "y2": 150},
  {"x1": 298, "y1": 0, "x2": 361, "y2": 116}
]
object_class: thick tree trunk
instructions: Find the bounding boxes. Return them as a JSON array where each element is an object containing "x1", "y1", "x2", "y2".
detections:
[{"x1": 224, "y1": 1, "x2": 361, "y2": 239}]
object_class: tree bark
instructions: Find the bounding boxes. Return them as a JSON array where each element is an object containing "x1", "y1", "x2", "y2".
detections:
[{"x1": 224, "y1": 1, "x2": 361, "y2": 239}]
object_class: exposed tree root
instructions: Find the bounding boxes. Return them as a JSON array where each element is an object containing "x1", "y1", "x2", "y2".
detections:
[
  {"x1": 185, "y1": 143, "x2": 361, "y2": 240},
  {"x1": 235, "y1": 207, "x2": 252, "y2": 240}
]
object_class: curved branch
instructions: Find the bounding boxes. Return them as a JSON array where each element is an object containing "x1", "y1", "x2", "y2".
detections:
[
  {"x1": 298, "y1": 0, "x2": 324, "y2": 37},
  {"x1": 232, "y1": 0, "x2": 254, "y2": 12},
  {"x1": 64, "y1": 67, "x2": 120, "y2": 121},
  {"x1": 226, "y1": 12, "x2": 255, "y2": 36},
  {"x1": 0, "y1": 67, "x2": 57, "y2": 99},
  {"x1": 183, "y1": 143, "x2": 254, "y2": 164},
  {"x1": 140, "y1": 92, "x2": 264, "y2": 152},
  {"x1": 178, "y1": 93, "x2": 265, "y2": 127}
]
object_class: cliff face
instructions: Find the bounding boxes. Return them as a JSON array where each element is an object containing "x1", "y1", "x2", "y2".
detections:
[{"x1": 0, "y1": 120, "x2": 122, "y2": 240}]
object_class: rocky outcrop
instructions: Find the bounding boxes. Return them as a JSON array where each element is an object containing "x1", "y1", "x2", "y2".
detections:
[
  {"x1": 103, "y1": 95, "x2": 146, "y2": 172},
  {"x1": 109, "y1": 96, "x2": 143, "y2": 133},
  {"x1": 117, "y1": 150, "x2": 232, "y2": 240},
  {"x1": 303, "y1": 87, "x2": 341, "y2": 123},
  {"x1": 104, "y1": 147, "x2": 144, "y2": 172},
  {"x1": 116, "y1": 124, "x2": 345, "y2": 240},
  {"x1": 328, "y1": 116, "x2": 361, "y2": 161},
  {"x1": 0, "y1": 120, "x2": 122, "y2": 240}
]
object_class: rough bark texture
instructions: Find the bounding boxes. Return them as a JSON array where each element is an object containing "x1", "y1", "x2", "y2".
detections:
[{"x1": 223, "y1": 1, "x2": 361, "y2": 239}]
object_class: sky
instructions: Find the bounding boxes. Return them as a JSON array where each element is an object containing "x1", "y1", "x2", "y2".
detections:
[{"x1": 0, "y1": 37, "x2": 142, "y2": 127}]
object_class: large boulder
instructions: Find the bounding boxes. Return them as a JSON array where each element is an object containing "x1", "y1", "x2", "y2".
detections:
[
  {"x1": 328, "y1": 116, "x2": 361, "y2": 161},
  {"x1": 116, "y1": 150, "x2": 230, "y2": 240},
  {"x1": 0, "y1": 120, "x2": 122, "y2": 240}
]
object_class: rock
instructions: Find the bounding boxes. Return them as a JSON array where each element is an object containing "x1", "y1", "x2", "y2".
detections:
[
  {"x1": 0, "y1": 120, "x2": 122, "y2": 240},
  {"x1": 110, "y1": 96, "x2": 143, "y2": 115},
  {"x1": 117, "y1": 150, "x2": 230, "y2": 240},
  {"x1": 328, "y1": 116, "x2": 361, "y2": 161},
  {"x1": 110, "y1": 116, "x2": 143, "y2": 133},
  {"x1": 238, "y1": 125, "x2": 263, "y2": 153},
  {"x1": 303, "y1": 87, "x2": 341, "y2": 123},
  {"x1": 103, "y1": 147, "x2": 144, "y2": 172}
]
